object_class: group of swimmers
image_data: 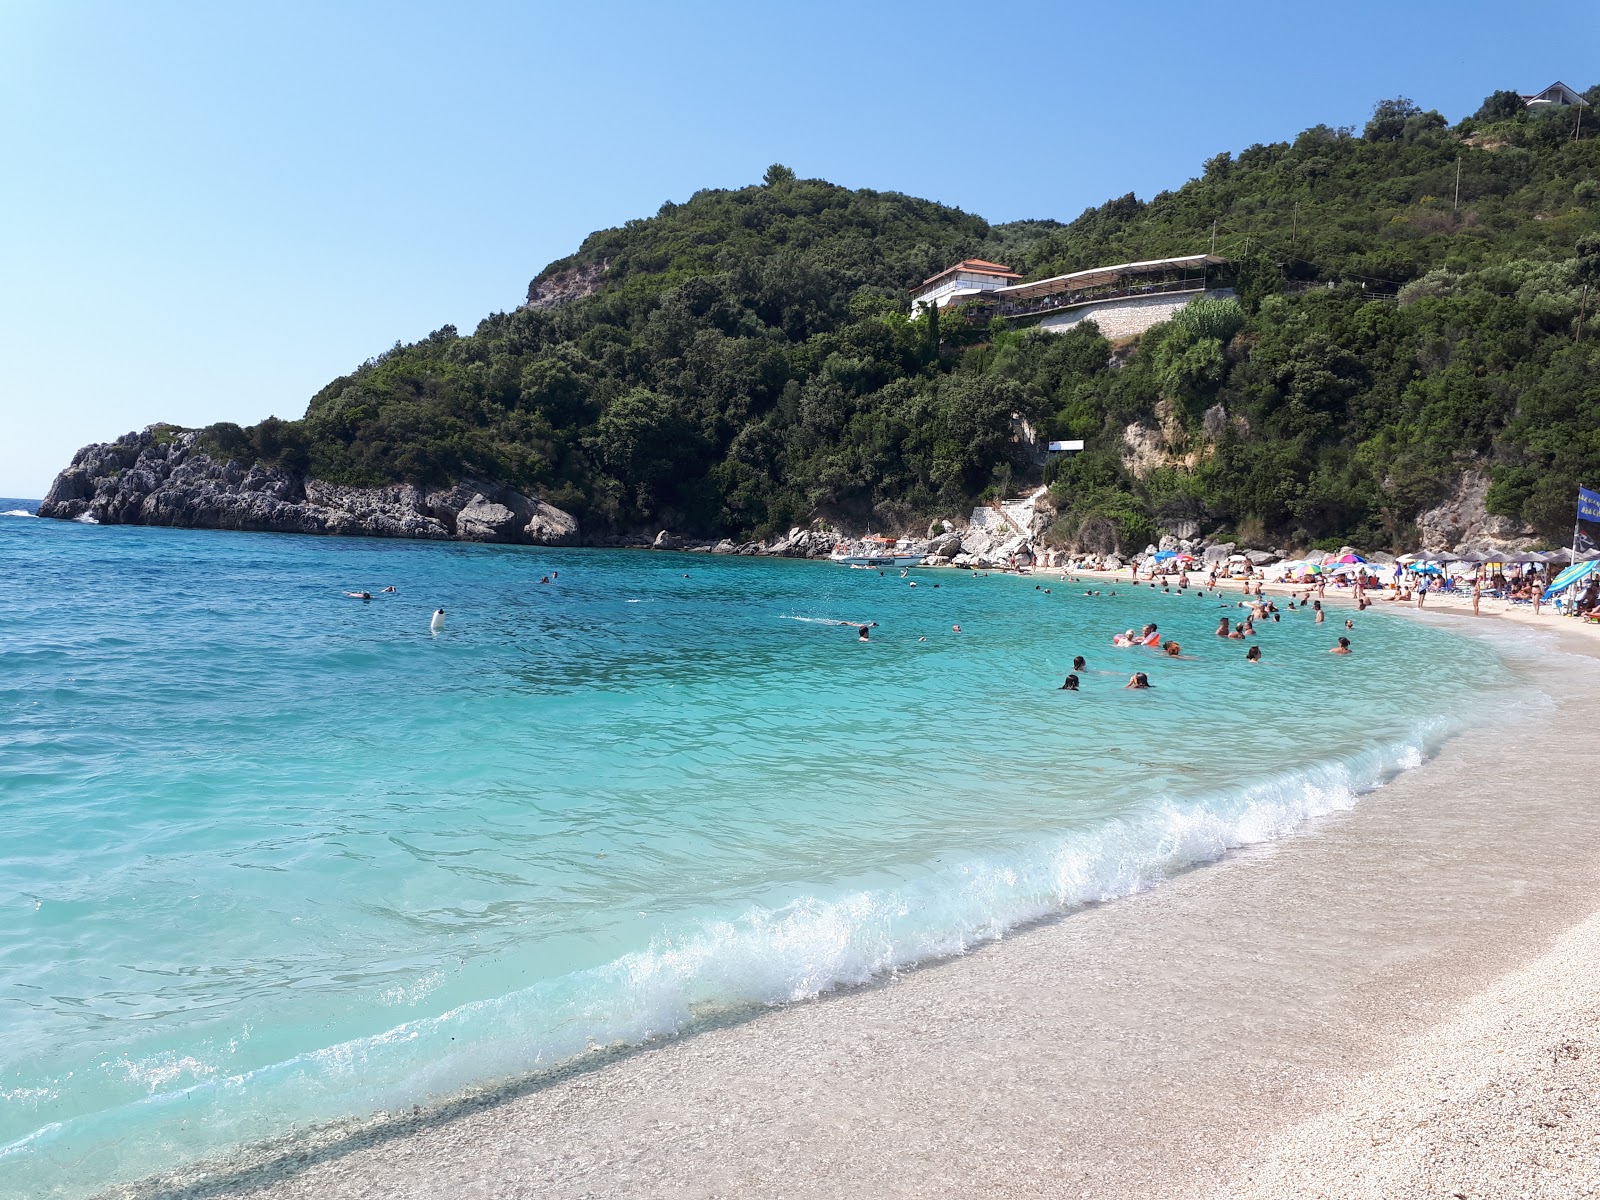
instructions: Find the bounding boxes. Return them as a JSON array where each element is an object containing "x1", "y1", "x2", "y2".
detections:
[{"x1": 1057, "y1": 591, "x2": 1357, "y2": 690}]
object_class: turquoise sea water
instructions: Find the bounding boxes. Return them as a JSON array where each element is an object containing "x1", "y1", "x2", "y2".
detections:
[{"x1": 0, "y1": 515, "x2": 1527, "y2": 1197}]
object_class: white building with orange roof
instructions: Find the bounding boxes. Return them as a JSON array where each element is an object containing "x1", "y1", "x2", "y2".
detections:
[{"x1": 909, "y1": 259, "x2": 1022, "y2": 316}]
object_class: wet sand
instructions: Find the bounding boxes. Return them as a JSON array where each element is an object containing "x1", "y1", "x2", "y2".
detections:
[{"x1": 138, "y1": 611, "x2": 1600, "y2": 1200}]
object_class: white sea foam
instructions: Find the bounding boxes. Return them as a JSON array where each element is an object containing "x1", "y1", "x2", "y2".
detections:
[
  {"x1": 1, "y1": 508, "x2": 36, "y2": 518},
  {"x1": 1, "y1": 722, "x2": 1447, "y2": 1194},
  {"x1": 71, "y1": 513, "x2": 98, "y2": 524}
]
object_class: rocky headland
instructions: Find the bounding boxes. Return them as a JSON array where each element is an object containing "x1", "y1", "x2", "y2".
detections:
[{"x1": 38, "y1": 427, "x2": 580, "y2": 546}]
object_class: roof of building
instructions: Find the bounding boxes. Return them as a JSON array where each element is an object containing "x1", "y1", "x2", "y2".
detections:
[
  {"x1": 1522, "y1": 80, "x2": 1588, "y2": 106},
  {"x1": 915, "y1": 259, "x2": 1022, "y2": 289},
  {"x1": 991, "y1": 254, "x2": 1229, "y2": 303}
]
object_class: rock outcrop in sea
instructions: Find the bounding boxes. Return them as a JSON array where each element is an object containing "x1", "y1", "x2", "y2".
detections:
[{"x1": 38, "y1": 427, "x2": 580, "y2": 546}]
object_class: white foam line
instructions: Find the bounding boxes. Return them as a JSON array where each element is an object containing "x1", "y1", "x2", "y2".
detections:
[{"x1": 5, "y1": 720, "x2": 1458, "y2": 1196}]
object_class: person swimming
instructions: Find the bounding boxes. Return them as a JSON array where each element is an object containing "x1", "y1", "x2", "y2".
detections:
[
  {"x1": 1059, "y1": 673, "x2": 1080, "y2": 691},
  {"x1": 1072, "y1": 655, "x2": 1087, "y2": 671},
  {"x1": 952, "y1": 624, "x2": 961, "y2": 633},
  {"x1": 382, "y1": 586, "x2": 396, "y2": 593},
  {"x1": 1227, "y1": 621, "x2": 1246, "y2": 640},
  {"x1": 430, "y1": 609, "x2": 446, "y2": 633},
  {"x1": 1124, "y1": 672, "x2": 1153, "y2": 689},
  {"x1": 1246, "y1": 645, "x2": 1262, "y2": 662},
  {"x1": 539, "y1": 576, "x2": 550, "y2": 584},
  {"x1": 858, "y1": 626, "x2": 870, "y2": 641},
  {"x1": 1215, "y1": 617, "x2": 1231, "y2": 637},
  {"x1": 1112, "y1": 629, "x2": 1137, "y2": 647},
  {"x1": 344, "y1": 591, "x2": 372, "y2": 600},
  {"x1": 1330, "y1": 636, "x2": 1352, "y2": 655},
  {"x1": 1163, "y1": 641, "x2": 1182, "y2": 656}
]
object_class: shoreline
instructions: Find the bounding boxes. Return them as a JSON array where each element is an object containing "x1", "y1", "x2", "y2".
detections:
[{"x1": 113, "y1": 605, "x2": 1600, "y2": 1198}]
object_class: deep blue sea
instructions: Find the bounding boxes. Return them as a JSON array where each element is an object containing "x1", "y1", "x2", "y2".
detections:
[{"x1": 0, "y1": 512, "x2": 1526, "y2": 1197}]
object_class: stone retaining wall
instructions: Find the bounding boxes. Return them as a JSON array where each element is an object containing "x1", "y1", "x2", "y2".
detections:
[{"x1": 1035, "y1": 288, "x2": 1236, "y2": 341}]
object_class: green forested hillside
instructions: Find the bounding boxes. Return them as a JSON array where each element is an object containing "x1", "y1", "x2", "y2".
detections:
[{"x1": 204, "y1": 90, "x2": 1600, "y2": 549}]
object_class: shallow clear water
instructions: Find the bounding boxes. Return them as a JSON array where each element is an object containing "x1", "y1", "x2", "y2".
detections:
[{"x1": 0, "y1": 516, "x2": 1522, "y2": 1197}]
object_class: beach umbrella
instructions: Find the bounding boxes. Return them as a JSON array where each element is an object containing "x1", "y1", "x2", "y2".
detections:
[
  {"x1": 1336, "y1": 552, "x2": 1365, "y2": 564},
  {"x1": 1396, "y1": 553, "x2": 1417, "y2": 564}
]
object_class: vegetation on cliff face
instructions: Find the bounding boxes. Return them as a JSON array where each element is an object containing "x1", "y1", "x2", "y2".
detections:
[{"x1": 199, "y1": 87, "x2": 1600, "y2": 549}]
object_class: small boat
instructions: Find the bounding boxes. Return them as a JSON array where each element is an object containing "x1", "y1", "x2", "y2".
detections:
[
  {"x1": 839, "y1": 554, "x2": 925, "y2": 567},
  {"x1": 831, "y1": 536, "x2": 926, "y2": 568}
]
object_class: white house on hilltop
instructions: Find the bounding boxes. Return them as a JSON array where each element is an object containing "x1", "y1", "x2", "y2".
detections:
[
  {"x1": 909, "y1": 259, "x2": 1021, "y2": 316},
  {"x1": 1522, "y1": 81, "x2": 1588, "y2": 108}
]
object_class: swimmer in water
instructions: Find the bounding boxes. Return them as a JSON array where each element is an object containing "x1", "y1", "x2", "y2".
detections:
[
  {"x1": 1227, "y1": 621, "x2": 1246, "y2": 640},
  {"x1": 344, "y1": 591, "x2": 372, "y2": 600},
  {"x1": 1073, "y1": 656, "x2": 1087, "y2": 672},
  {"x1": 1313, "y1": 600, "x2": 1325, "y2": 624},
  {"x1": 552, "y1": 572, "x2": 558, "y2": 581},
  {"x1": 1059, "y1": 673, "x2": 1080, "y2": 691},
  {"x1": 1345, "y1": 619, "x2": 1354, "y2": 630},
  {"x1": 858, "y1": 626, "x2": 870, "y2": 641},
  {"x1": 1124, "y1": 672, "x2": 1153, "y2": 689},
  {"x1": 430, "y1": 608, "x2": 446, "y2": 633},
  {"x1": 382, "y1": 586, "x2": 396, "y2": 593},
  {"x1": 1246, "y1": 645, "x2": 1262, "y2": 662},
  {"x1": 1330, "y1": 636, "x2": 1352, "y2": 655},
  {"x1": 952, "y1": 624, "x2": 961, "y2": 633},
  {"x1": 539, "y1": 576, "x2": 550, "y2": 584},
  {"x1": 1215, "y1": 616, "x2": 1231, "y2": 637}
]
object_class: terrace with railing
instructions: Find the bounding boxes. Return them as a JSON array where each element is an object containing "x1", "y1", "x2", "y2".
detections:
[{"x1": 976, "y1": 255, "x2": 1231, "y2": 321}]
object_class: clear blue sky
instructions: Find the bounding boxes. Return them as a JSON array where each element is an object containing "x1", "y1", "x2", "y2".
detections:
[{"x1": 2, "y1": 0, "x2": 1596, "y2": 496}]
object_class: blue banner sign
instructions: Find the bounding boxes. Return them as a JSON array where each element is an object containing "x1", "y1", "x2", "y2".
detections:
[{"x1": 1581, "y1": 487, "x2": 1600, "y2": 523}]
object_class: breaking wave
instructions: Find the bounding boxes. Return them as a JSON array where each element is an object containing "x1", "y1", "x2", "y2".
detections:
[{"x1": 3, "y1": 721, "x2": 1445, "y2": 1197}]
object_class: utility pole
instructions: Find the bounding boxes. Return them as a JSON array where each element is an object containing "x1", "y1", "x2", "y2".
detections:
[
  {"x1": 1292, "y1": 201, "x2": 1299, "y2": 242},
  {"x1": 1453, "y1": 156, "x2": 1461, "y2": 210},
  {"x1": 1211, "y1": 219, "x2": 1217, "y2": 254},
  {"x1": 1577, "y1": 105, "x2": 1585, "y2": 141}
]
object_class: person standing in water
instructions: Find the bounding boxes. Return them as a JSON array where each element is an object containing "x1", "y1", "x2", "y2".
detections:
[
  {"x1": 1059, "y1": 674, "x2": 1080, "y2": 691},
  {"x1": 1073, "y1": 656, "x2": 1087, "y2": 672},
  {"x1": 1124, "y1": 672, "x2": 1153, "y2": 689},
  {"x1": 1313, "y1": 600, "x2": 1325, "y2": 624},
  {"x1": 857, "y1": 626, "x2": 870, "y2": 641},
  {"x1": 1246, "y1": 645, "x2": 1262, "y2": 662},
  {"x1": 1330, "y1": 636, "x2": 1352, "y2": 655}
]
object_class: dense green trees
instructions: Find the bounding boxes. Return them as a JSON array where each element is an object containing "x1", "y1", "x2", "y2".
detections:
[{"x1": 216, "y1": 93, "x2": 1600, "y2": 550}]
